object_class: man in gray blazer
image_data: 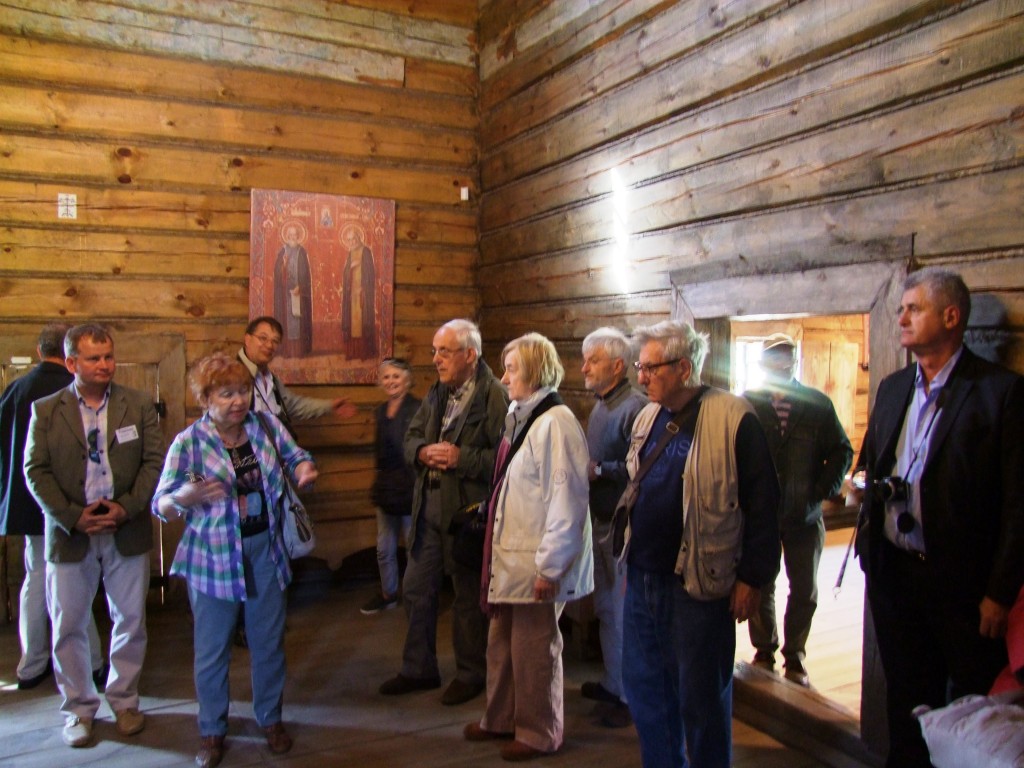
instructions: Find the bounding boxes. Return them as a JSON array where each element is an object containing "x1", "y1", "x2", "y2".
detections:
[
  {"x1": 0, "y1": 322, "x2": 105, "y2": 691},
  {"x1": 25, "y1": 324, "x2": 163, "y2": 749}
]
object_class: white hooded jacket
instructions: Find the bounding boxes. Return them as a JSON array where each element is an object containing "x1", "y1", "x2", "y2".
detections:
[{"x1": 486, "y1": 394, "x2": 594, "y2": 604}]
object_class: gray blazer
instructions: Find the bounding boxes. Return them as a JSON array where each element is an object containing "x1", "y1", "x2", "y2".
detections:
[{"x1": 25, "y1": 382, "x2": 163, "y2": 563}]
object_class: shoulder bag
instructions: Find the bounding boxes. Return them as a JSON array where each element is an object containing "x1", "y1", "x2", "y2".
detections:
[{"x1": 255, "y1": 412, "x2": 316, "y2": 559}]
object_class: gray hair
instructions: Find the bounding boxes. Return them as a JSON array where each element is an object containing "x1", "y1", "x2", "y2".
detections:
[
  {"x1": 904, "y1": 267, "x2": 971, "y2": 328},
  {"x1": 582, "y1": 326, "x2": 632, "y2": 364},
  {"x1": 631, "y1": 320, "x2": 709, "y2": 387},
  {"x1": 439, "y1": 318, "x2": 482, "y2": 356}
]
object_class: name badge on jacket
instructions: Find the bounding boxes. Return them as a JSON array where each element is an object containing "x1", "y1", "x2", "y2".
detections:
[{"x1": 115, "y1": 425, "x2": 139, "y2": 443}]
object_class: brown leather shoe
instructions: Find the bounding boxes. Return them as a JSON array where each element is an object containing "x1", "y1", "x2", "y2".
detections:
[
  {"x1": 500, "y1": 740, "x2": 551, "y2": 762},
  {"x1": 195, "y1": 735, "x2": 224, "y2": 768},
  {"x1": 264, "y1": 722, "x2": 293, "y2": 754},
  {"x1": 441, "y1": 678, "x2": 484, "y2": 706},
  {"x1": 464, "y1": 722, "x2": 514, "y2": 741}
]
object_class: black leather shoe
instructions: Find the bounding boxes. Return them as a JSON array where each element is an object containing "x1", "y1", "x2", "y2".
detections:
[
  {"x1": 379, "y1": 673, "x2": 442, "y2": 695},
  {"x1": 93, "y1": 662, "x2": 110, "y2": 692},
  {"x1": 441, "y1": 678, "x2": 484, "y2": 706},
  {"x1": 580, "y1": 681, "x2": 622, "y2": 705},
  {"x1": 784, "y1": 662, "x2": 810, "y2": 688},
  {"x1": 17, "y1": 660, "x2": 52, "y2": 690}
]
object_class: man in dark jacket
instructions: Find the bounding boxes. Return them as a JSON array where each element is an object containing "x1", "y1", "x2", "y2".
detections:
[
  {"x1": 0, "y1": 323, "x2": 103, "y2": 690},
  {"x1": 858, "y1": 267, "x2": 1024, "y2": 767},
  {"x1": 744, "y1": 334, "x2": 853, "y2": 687},
  {"x1": 379, "y1": 319, "x2": 509, "y2": 706}
]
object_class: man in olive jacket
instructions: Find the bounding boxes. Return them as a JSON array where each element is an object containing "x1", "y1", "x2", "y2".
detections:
[
  {"x1": 25, "y1": 324, "x2": 163, "y2": 748},
  {"x1": 744, "y1": 334, "x2": 853, "y2": 687},
  {"x1": 379, "y1": 319, "x2": 509, "y2": 706}
]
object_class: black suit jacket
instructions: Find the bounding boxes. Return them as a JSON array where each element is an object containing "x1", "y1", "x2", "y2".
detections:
[
  {"x1": 0, "y1": 361, "x2": 72, "y2": 535},
  {"x1": 860, "y1": 347, "x2": 1024, "y2": 607}
]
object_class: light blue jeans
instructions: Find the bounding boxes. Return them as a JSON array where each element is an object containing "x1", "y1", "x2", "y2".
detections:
[
  {"x1": 375, "y1": 509, "x2": 412, "y2": 598},
  {"x1": 190, "y1": 530, "x2": 286, "y2": 736},
  {"x1": 591, "y1": 519, "x2": 627, "y2": 701},
  {"x1": 622, "y1": 565, "x2": 735, "y2": 768}
]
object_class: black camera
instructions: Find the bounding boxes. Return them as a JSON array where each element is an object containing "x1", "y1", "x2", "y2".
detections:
[{"x1": 874, "y1": 475, "x2": 908, "y2": 503}]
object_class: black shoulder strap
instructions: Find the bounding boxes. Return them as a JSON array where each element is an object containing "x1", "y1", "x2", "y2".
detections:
[
  {"x1": 634, "y1": 392, "x2": 702, "y2": 486},
  {"x1": 497, "y1": 391, "x2": 564, "y2": 481}
]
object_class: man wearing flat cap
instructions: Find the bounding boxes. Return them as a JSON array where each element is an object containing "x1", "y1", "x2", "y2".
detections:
[{"x1": 744, "y1": 333, "x2": 853, "y2": 687}]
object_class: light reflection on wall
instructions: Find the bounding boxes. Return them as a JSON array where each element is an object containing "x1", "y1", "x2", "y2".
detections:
[{"x1": 609, "y1": 167, "x2": 632, "y2": 293}]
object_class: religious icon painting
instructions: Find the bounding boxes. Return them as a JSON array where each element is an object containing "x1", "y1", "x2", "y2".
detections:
[{"x1": 249, "y1": 189, "x2": 395, "y2": 385}]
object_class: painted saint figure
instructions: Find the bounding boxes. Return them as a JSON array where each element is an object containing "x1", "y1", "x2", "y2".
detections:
[
  {"x1": 341, "y1": 225, "x2": 377, "y2": 360},
  {"x1": 273, "y1": 224, "x2": 312, "y2": 358}
]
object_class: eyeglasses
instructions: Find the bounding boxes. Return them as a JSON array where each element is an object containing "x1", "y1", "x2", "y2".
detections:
[
  {"x1": 431, "y1": 346, "x2": 465, "y2": 359},
  {"x1": 633, "y1": 358, "x2": 682, "y2": 375},
  {"x1": 251, "y1": 334, "x2": 281, "y2": 347},
  {"x1": 87, "y1": 428, "x2": 101, "y2": 463}
]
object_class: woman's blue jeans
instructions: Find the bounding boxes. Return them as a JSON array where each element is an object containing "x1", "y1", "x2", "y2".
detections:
[{"x1": 190, "y1": 530, "x2": 287, "y2": 736}]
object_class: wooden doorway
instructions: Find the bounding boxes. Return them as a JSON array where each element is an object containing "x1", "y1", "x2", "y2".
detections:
[
  {"x1": 730, "y1": 314, "x2": 868, "y2": 719},
  {"x1": 670, "y1": 253, "x2": 913, "y2": 756}
]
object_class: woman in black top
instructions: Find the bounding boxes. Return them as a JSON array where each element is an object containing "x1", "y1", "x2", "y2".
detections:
[{"x1": 361, "y1": 358, "x2": 421, "y2": 614}]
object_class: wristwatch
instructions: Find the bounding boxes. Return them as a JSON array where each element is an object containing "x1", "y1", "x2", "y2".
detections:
[{"x1": 593, "y1": 463, "x2": 602, "y2": 478}]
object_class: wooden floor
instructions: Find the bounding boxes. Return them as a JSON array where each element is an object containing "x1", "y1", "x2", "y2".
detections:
[
  {"x1": 735, "y1": 527, "x2": 865, "y2": 716},
  {"x1": 0, "y1": 571, "x2": 841, "y2": 768}
]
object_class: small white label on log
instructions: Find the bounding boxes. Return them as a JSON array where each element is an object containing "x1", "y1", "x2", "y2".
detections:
[
  {"x1": 57, "y1": 193, "x2": 77, "y2": 219},
  {"x1": 460, "y1": 186, "x2": 470, "y2": 201},
  {"x1": 11, "y1": 356, "x2": 33, "y2": 366}
]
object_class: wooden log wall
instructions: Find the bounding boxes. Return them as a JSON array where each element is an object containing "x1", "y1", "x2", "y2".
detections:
[
  {"x1": 477, "y1": 0, "x2": 1024, "y2": 417},
  {"x1": 0, "y1": 0, "x2": 479, "y2": 559}
]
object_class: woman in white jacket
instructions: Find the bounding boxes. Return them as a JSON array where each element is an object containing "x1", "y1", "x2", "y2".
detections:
[{"x1": 464, "y1": 332, "x2": 594, "y2": 761}]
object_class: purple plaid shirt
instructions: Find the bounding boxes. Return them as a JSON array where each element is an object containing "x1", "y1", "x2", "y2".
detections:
[{"x1": 152, "y1": 411, "x2": 312, "y2": 600}]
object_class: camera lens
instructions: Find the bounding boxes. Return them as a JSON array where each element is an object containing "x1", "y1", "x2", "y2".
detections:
[{"x1": 897, "y1": 511, "x2": 916, "y2": 534}]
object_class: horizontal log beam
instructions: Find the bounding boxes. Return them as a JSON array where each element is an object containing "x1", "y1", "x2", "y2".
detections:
[
  {"x1": 482, "y1": 0, "x2": 970, "y2": 187},
  {"x1": 481, "y1": 0, "x2": 1024, "y2": 230}
]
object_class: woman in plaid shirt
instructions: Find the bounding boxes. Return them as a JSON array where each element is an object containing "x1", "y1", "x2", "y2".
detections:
[{"x1": 153, "y1": 352, "x2": 316, "y2": 768}]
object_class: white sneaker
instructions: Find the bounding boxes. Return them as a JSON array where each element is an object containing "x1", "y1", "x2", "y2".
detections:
[
  {"x1": 115, "y1": 707, "x2": 145, "y2": 736},
  {"x1": 63, "y1": 715, "x2": 93, "y2": 747}
]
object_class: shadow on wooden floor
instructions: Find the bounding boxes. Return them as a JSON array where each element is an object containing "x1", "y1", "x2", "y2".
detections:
[{"x1": 0, "y1": 572, "x2": 839, "y2": 768}]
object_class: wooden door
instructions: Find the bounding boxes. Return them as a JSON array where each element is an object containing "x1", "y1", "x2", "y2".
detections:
[{"x1": 801, "y1": 339, "x2": 859, "y2": 444}]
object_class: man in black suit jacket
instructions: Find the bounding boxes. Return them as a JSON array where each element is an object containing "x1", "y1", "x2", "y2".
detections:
[
  {"x1": 858, "y1": 267, "x2": 1024, "y2": 768},
  {"x1": 0, "y1": 324, "x2": 103, "y2": 690}
]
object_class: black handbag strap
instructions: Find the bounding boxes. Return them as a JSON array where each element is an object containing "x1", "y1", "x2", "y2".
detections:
[
  {"x1": 495, "y1": 392, "x2": 563, "y2": 483},
  {"x1": 254, "y1": 411, "x2": 301, "y2": 498}
]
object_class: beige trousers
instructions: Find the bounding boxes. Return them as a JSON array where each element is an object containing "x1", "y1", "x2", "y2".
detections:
[{"x1": 480, "y1": 601, "x2": 565, "y2": 752}]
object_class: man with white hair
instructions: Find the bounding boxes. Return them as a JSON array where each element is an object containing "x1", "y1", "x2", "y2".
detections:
[
  {"x1": 379, "y1": 319, "x2": 509, "y2": 706},
  {"x1": 615, "y1": 320, "x2": 779, "y2": 768},
  {"x1": 579, "y1": 327, "x2": 647, "y2": 727}
]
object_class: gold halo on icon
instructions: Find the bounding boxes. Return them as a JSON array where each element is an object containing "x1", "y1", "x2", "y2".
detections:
[
  {"x1": 280, "y1": 220, "x2": 307, "y2": 244},
  {"x1": 340, "y1": 223, "x2": 366, "y2": 249}
]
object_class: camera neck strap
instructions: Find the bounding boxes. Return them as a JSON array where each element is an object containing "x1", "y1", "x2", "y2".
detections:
[{"x1": 900, "y1": 386, "x2": 946, "y2": 480}]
